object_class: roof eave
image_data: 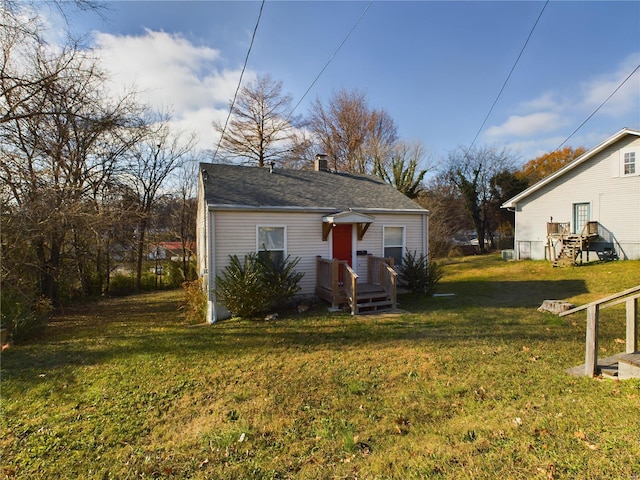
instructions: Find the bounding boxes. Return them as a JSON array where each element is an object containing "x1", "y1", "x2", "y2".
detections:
[{"x1": 501, "y1": 127, "x2": 640, "y2": 209}]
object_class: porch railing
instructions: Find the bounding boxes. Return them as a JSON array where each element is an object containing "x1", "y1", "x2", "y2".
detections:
[
  {"x1": 368, "y1": 255, "x2": 397, "y2": 310},
  {"x1": 559, "y1": 285, "x2": 640, "y2": 377},
  {"x1": 342, "y1": 263, "x2": 358, "y2": 314}
]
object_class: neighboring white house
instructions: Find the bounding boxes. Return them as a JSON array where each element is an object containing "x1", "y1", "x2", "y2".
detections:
[
  {"x1": 197, "y1": 156, "x2": 430, "y2": 323},
  {"x1": 502, "y1": 128, "x2": 640, "y2": 262}
]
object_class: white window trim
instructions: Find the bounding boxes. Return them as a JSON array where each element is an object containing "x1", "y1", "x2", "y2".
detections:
[
  {"x1": 256, "y1": 225, "x2": 287, "y2": 256},
  {"x1": 620, "y1": 148, "x2": 639, "y2": 177},
  {"x1": 382, "y1": 225, "x2": 405, "y2": 261}
]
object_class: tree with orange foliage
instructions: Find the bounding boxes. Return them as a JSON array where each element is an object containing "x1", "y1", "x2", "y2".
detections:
[{"x1": 517, "y1": 146, "x2": 587, "y2": 184}]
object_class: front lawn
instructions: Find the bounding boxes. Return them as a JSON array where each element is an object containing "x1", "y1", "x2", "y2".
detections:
[{"x1": 1, "y1": 256, "x2": 639, "y2": 479}]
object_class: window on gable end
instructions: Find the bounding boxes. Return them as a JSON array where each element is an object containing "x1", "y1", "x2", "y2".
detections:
[{"x1": 623, "y1": 151, "x2": 636, "y2": 175}]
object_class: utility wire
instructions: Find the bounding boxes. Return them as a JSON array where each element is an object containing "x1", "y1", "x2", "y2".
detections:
[
  {"x1": 466, "y1": 0, "x2": 549, "y2": 154},
  {"x1": 551, "y1": 63, "x2": 640, "y2": 152},
  {"x1": 287, "y1": 0, "x2": 374, "y2": 120},
  {"x1": 212, "y1": 0, "x2": 265, "y2": 162}
]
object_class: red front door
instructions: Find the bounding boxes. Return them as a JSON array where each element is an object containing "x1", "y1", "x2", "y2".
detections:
[{"x1": 332, "y1": 224, "x2": 353, "y2": 266}]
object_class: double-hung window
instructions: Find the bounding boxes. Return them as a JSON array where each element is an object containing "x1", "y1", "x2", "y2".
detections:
[
  {"x1": 623, "y1": 151, "x2": 636, "y2": 176},
  {"x1": 383, "y1": 226, "x2": 405, "y2": 266},
  {"x1": 257, "y1": 226, "x2": 286, "y2": 265}
]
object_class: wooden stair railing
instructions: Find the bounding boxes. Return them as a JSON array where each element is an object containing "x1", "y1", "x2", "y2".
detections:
[
  {"x1": 559, "y1": 285, "x2": 640, "y2": 377},
  {"x1": 548, "y1": 221, "x2": 599, "y2": 266}
]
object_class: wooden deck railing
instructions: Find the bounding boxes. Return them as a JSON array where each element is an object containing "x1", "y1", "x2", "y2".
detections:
[
  {"x1": 547, "y1": 222, "x2": 570, "y2": 236},
  {"x1": 316, "y1": 257, "x2": 345, "y2": 310},
  {"x1": 559, "y1": 285, "x2": 640, "y2": 377},
  {"x1": 368, "y1": 256, "x2": 397, "y2": 310},
  {"x1": 342, "y1": 263, "x2": 358, "y2": 314}
]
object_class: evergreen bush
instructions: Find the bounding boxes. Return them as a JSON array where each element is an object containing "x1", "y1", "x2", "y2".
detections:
[
  {"x1": 398, "y1": 250, "x2": 443, "y2": 295},
  {"x1": 216, "y1": 252, "x2": 304, "y2": 319}
]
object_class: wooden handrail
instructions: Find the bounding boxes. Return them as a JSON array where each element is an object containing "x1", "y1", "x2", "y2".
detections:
[
  {"x1": 380, "y1": 262, "x2": 397, "y2": 310},
  {"x1": 559, "y1": 285, "x2": 640, "y2": 317},
  {"x1": 559, "y1": 285, "x2": 639, "y2": 377},
  {"x1": 343, "y1": 263, "x2": 358, "y2": 315}
]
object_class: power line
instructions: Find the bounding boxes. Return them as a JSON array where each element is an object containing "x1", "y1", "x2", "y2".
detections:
[
  {"x1": 287, "y1": 0, "x2": 374, "y2": 120},
  {"x1": 552, "y1": 63, "x2": 640, "y2": 152},
  {"x1": 212, "y1": 0, "x2": 265, "y2": 162},
  {"x1": 467, "y1": 0, "x2": 549, "y2": 153}
]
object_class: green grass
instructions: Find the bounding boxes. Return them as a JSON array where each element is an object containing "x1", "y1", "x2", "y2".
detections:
[{"x1": 1, "y1": 256, "x2": 639, "y2": 479}]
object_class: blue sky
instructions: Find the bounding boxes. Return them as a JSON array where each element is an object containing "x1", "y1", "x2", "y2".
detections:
[{"x1": 59, "y1": 1, "x2": 640, "y2": 166}]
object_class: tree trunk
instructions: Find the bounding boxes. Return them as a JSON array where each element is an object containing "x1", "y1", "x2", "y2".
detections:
[{"x1": 135, "y1": 217, "x2": 147, "y2": 290}]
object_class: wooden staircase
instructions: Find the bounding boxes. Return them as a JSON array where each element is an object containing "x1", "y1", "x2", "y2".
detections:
[
  {"x1": 560, "y1": 285, "x2": 640, "y2": 378},
  {"x1": 316, "y1": 256, "x2": 397, "y2": 315},
  {"x1": 548, "y1": 221, "x2": 599, "y2": 267},
  {"x1": 553, "y1": 235, "x2": 591, "y2": 267},
  {"x1": 350, "y1": 283, "x2": 394, "y2": 314}
]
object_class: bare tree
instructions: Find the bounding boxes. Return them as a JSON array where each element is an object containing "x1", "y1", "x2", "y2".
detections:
[
  {"x1": 168, "y1": 158, "x2": 199, "y2": 280},
  {"x1": 124, "y1": 115, "x2": 196, "y2": 289},
  {"x1": 0, "y1": 27, "x2": 140, "y2": 304},
  {"x1": 213, "y1": 74, "x2": 301, "y2": 167},
  {"x1": 308, "y1": 88, "x2": 398, "y2": 174}
]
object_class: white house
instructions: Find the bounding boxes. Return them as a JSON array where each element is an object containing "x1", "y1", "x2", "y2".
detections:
[
  {"x1": 502, "y1": 128, "x2": 640, "y2": 263},
  {"x1": 197, "y1": 156, "x2": 430, "y2": 323}
]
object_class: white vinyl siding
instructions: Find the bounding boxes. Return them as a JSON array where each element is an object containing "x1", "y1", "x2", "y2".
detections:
[
  {"x1": 213, "y1": 210, "x2": 428, "y2": 293},
  {"x1": 214, "y1": 211, "x2": 329, "y2": 297},
  {"x1": 513, "y1": 135, "x2": 640, "y2": 260}
]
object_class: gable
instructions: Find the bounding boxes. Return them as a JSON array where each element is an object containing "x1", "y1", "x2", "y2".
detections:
[{"x1": 502, "y1": 128, "x2": 640, "y2": 209}]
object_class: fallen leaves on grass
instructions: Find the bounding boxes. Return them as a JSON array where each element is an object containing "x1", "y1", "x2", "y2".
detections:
[{"x1": 573, "y1": 430, "x2": 598, "y2": 450}]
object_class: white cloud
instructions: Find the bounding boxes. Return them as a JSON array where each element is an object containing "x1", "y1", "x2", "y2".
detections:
[
  {"x1": 580, "y1": 53, "x2": 640, "y2": 117},
  {"x1": 485, "y1": 112, "x2": 566, "y2": 139},
  {"x1": 91, "y1": 29, "x2": 254, "y2": 150}
]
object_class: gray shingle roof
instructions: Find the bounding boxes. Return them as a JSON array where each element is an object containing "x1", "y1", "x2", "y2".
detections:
[{"x1": 200, "y1": 163, "x2": 427, "y2": 213}]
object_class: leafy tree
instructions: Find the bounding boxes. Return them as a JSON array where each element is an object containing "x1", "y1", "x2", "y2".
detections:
[
  {"x1": 374, "y1": 141, "x2": 430, "y2": 199},
  {"x1": 517, "y1": 146, "x2": 586, "y2": 184},
  {"x1": 489, "y1": 169, "x2": 529, "y2": 244},
  {"x1": 214, "y1": 74, "x2": 301, "y2": 167},
  {"x1": 446, "y1": 146, "x2": 517, "y2": 253}
]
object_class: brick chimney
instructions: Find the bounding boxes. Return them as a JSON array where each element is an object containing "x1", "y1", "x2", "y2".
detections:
[{"x1": 315, "y1": 154, "x2": 329, "y2": 172}]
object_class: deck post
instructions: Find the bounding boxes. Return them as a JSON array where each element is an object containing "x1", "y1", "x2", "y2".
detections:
[
  {"x1": 331, "y1": 258, "x2": 340, "y2": 310},
  {"x1": 585, "y1": 304, "x2": 599, "y2": 377},
  {"x1": 626, "y1": 298, "x2": 638, "y2": 354}
]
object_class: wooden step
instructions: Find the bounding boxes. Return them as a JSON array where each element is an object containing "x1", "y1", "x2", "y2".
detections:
[
  {"x1": 600, "y1": 365, "x2": 618, "y2": 379},
  {"x1": 618, "y1": 352, "x2": 640, "y2": 380},
  {"x1": 357, "y1": 300, "x2": 394, "y2": 313}
]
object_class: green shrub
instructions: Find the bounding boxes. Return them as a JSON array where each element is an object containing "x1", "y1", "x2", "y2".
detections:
[
  {"x1": 1, "y1": 293, "x2": 51, "y2": 343},
  {"x1": 216, "y1": 253, "x2": 304, "y2": 319},
  {"x1": 258, "y1": 254, "x2": 305, "y2": 309},
  {"x1": 398, "y1": 250, "x2": 443, "y2": 295},
  {"x1": 180, "y1": 279, "x2": 207, "y2": 324},
  {"x1": 108, "y1": 274, "x2": 135, "y2": 296},
  {"x1": 216, "y1": 253, "x2": 271, "y2": 319}
]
